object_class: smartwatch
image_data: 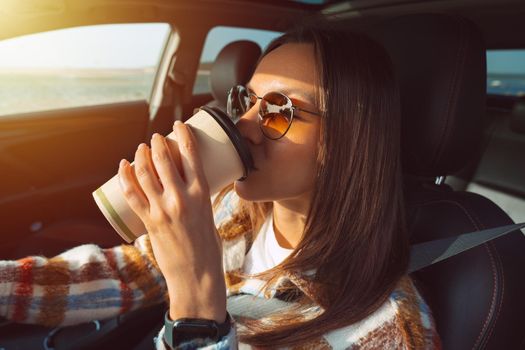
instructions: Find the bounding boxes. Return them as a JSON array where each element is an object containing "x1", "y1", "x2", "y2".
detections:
[{"x1": 163, "y1": 311, "x2": 232, "y2": 348}]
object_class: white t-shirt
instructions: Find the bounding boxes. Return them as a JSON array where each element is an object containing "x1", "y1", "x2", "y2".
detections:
[{"x1": 242, "y1": 212, "x2": 294, "y2": 275}]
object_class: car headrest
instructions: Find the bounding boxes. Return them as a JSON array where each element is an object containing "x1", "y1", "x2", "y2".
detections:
[
  {"x1": 210, "y1": 40, "x2": 262, "y2": 107},
  {"x1": 371, "y1": 14, "x2": 486, "y2": 177},
  {"x1": 510, "y1": 97, "x2": 525, "y2": 134}
]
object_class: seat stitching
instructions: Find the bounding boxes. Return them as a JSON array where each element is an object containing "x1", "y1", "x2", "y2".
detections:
[
  {"x1": 418, "y1": 198, "x2": 500, "y2": 349},
  {"x1": 472, "y1": 241, "x2": 496, "y2": 350},
  {"x1": 420, "y1": 199, "x2": 477, "y2": 227},
  {"x1": 460, "y1": 208, "x2": 500, "y2": 350},
  {"x1": 480, "y1": 241, "x2": 505, "y2": 349}
]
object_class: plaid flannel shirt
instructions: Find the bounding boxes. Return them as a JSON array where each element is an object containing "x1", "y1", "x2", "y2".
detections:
[{"x1": 0, "y1": 191, "x2": 441, "y2": 349}]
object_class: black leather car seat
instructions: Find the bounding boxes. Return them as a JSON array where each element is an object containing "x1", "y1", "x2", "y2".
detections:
[
  {"x1": 449, "y1": 96, "x2": 525, "y2": 224},
  {"x1": 372, "y1": 14, "x2": 525, "y2": 349},
  {"x1": 205, "y1": 40, "x2": 261, "y2": 113}
]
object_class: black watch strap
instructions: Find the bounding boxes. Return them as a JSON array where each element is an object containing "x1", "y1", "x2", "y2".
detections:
[{"x1": 163, "y1": 311, "x2": 232, "y2": 348}]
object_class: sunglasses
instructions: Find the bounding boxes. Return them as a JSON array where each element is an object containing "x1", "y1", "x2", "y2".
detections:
[{"x1": 226, "y1": 85, "x2": 320, "y2": 140}]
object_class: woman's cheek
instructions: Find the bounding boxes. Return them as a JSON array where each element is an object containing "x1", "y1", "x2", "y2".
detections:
[{"x1": 279, "y1": 146, "x2": 317, "y2": 192}]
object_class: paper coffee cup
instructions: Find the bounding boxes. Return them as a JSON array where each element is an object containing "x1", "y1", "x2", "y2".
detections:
[{"x1": 92, "y1": 106, "x2": 253, "y2": 243}]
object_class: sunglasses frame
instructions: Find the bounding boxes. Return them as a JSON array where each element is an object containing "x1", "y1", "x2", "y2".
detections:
[{"x1": 227, "y1": 85, "x2": 320, "y2": 140}]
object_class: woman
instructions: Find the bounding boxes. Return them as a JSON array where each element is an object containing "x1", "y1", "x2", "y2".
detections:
[{"x1": 0, "y1": 24, "x2": 441, "y2": 349}]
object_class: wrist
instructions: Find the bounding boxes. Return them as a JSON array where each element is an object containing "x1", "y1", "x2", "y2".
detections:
[
  {"x1": 166, "y1": 272, "x2": 226, "y2": 323},
  {"x1": 169, "y1": 301, "x2": 226, "y2": 324}
]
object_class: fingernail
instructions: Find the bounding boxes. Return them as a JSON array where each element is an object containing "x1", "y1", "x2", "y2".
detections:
[
  {"x1": 120, "y1": 159, "x2": 128, "y2": 168},
  {"x1": 174, "y1": 120, "x2": 182, "y2": 126}
]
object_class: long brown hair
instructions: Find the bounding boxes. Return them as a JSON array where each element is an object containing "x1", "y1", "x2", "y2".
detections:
[{"x1": 214, "y1": 22, "x2": 408, "y2": 348}]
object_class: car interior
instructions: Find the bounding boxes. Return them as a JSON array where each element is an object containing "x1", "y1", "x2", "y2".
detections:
[{"x1": 1, "y1": 0, "x2": 524, "y2": 349}]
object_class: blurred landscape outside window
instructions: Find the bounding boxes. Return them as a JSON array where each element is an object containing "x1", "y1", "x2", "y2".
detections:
[
  {"x1": 0, "y1": 23, "x2": 170, "y2": 117},
  {"x1": 193, "y1": 26, "x2": 281, "y2": 95},
  {"x1": 487, "y1": 49, "x2": 525, "y2": 97}
]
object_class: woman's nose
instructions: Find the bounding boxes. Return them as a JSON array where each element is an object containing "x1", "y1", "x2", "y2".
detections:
[{"x1": 235, "y1": 105, "x2": 264, "y2": 145}]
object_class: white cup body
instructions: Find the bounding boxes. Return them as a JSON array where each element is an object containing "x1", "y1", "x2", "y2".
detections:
[{"x1": 92, "y1": 109, "x2": 248, "y2": 243}]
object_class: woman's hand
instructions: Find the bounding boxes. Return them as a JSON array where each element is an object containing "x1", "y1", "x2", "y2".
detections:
[{"x1": 117, "y1": 120, "x2": 226, "y2": 323}]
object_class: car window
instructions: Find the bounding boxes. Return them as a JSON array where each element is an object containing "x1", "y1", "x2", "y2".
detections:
[
  {"x1": 487, "y1": 49, "x2": 525, "y2": 97},
  {"x1": 0, "y1": 23, "x2": 170, "y2": 117},
  {"x1": 192, "y1": 26, "x2": 282, "y2": 95}
]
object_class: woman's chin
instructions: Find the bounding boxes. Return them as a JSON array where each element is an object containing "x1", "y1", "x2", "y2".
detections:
[
  {"x1": 233, "y1": 179, "x2": 252, "y2": 200},
  {"x1": 234, "y1": 178, "x2": 264, "y2": 202}
]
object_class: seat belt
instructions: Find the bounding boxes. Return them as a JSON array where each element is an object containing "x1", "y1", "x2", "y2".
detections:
[
  {"x1": 408, "y1": 222, "x2": 525, "y2": 272},
  {"x1": 227, "y1": 222, "x2": 525, "y2": 319}
]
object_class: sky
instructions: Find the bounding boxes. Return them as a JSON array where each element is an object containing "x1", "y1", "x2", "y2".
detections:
[
  {"x1": 0, "y1": 22, "x2": 523, "y2": 74},
  {"x1": 486, "y1": 51, "x2": 525, "y2": 74},
  {"x1": 0, "y1": 23, "x2": 171, "y2": 69},
  {"x1": 0, "y1": 23, "x2": 280, "y2": 69}
]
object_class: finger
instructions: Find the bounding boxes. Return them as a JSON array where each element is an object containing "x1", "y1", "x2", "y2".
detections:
[
  {"x1": 134, "y1": 143, "x2": 164, "y2": 197},
  {"x1": 118, "y1": 159, "x2": 150, "y2": 217},
  {"x1": 168, "y1": 123, "x2": 184, "y2": 179},
  {"x1": 150, "y1": 133, "x2": 184, "y2": 194},
  {"x1": 174, "y1": 121, "x2": 208, "y2": 191}
]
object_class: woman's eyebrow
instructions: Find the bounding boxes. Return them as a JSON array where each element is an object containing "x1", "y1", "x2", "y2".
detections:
[{"x1": 283, "y1": 88, "x2": 315, "y2": 104}]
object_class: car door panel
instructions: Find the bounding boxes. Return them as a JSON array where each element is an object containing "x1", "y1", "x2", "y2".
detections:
[{"x1": 0, "y1": 101, "x2": 149, "y2": 257}]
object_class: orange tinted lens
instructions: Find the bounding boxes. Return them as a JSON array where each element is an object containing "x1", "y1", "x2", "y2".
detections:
[
  {"x1": 260, "y1": 113, "x2": 290, "y2": 139},
  {"x1": 260, "y1": 92, "x2": 292, "y2": 139}
]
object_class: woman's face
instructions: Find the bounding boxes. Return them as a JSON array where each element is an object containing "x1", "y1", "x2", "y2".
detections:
[{"x1": 234, "y1": 43, "x2": 321, "y2": 203}]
